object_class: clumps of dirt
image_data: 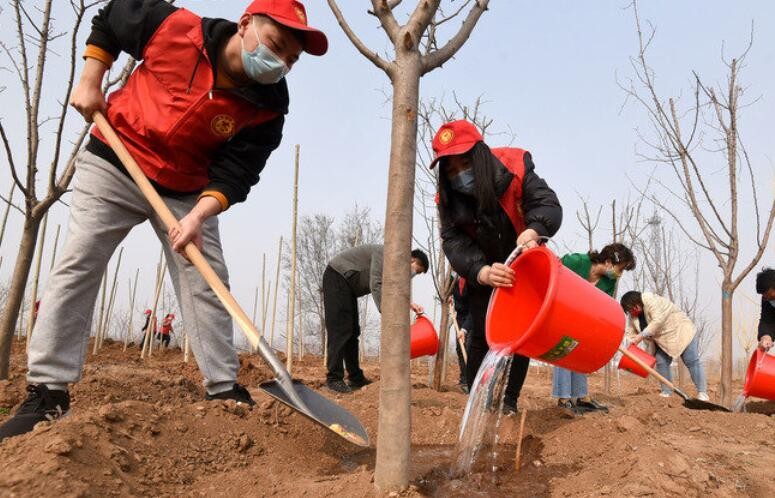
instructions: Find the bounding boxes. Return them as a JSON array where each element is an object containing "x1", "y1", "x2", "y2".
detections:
[{"x1": 1, "y1": 341, "x2": 775, "y2": 497}]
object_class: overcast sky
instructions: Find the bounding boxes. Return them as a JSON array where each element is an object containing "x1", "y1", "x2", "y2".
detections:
[{"x1": 1, "y1": 1, "x2": 773, "y2": 358}]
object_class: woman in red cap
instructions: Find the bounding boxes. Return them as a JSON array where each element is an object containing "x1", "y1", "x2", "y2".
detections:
[{"x1": 433, "y1": 120, "x2": 563, "y2": 415}]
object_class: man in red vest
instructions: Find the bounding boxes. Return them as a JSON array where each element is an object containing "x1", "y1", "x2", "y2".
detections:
[{"x1": 0, "y1": 0, "x2": 327, "y2": 441}]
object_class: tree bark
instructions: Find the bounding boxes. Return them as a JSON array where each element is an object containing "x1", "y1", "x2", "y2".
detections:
[
  {"x1": 93, "y1": 272, "x2": 108, "y2": 355},
  {"x1": 374, "y1": 54, "x2": 421, "y2": 492},
  {"x1": 287, "y1": 147, "x2": 300, "y2": 372},
  {"x1": 124, "y1": 269, "x2": 139, "y2": 352},
  {"x1": 0, "y1": 184, "x2": 15, "y2": 250},
  {"x1": 720, "y1": 285, "x2": 733, "y2": 405},
  {"x1": 432, "y1": 301, "x2": 451, "y2": 389},
  {"x1": 100, "y1": 248, "x2": 123, "y2": 348},
  {"x1": 25, "y1": 212, "x2": 48, "y2": 351},
  {"x1": 0, "y1": 218, "x2": 41, "y2": 378}
]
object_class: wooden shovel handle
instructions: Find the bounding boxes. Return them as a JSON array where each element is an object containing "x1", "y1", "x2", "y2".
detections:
[
  {"x1": 92, "y1": 113, "x2": 262, "y2": 351},
  {"x1": 618, "y1": 345, "x2": 689, "y2": 399}
]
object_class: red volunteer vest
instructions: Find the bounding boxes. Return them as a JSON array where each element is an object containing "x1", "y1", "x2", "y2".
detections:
[
  {"x1": 91, "y1": 9, "x2": 279, "y2": 192},
  {"x1": 490, "y1": 147, "x2": 527, "y2": 235}
]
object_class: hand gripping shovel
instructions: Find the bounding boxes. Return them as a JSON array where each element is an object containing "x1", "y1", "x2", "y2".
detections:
[
  {"x1": 93, "y1": 113, "x2": 369, "y2": 446},
  {"x1": 618, "y1": 346, "x2": 730, "y2": 412}
]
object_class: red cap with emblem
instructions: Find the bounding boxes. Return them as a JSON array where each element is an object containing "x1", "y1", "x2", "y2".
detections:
[
  {"x1": 245, "y1": 0, "x2": 328, "y2": 56},
  {"x1": 429, "y1": 120, "x2": 484, "y2": 169}
]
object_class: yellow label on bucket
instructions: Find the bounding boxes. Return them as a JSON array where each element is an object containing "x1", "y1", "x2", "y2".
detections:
[{"x1": 539, "y1": 335, "x2": 579, "y2": 361}]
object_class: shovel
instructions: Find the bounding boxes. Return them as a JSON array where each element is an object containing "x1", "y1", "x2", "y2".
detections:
[
  {"x1": 618, "y1": 346, "x2": 730, "y2": 412},
  {"x1": 93, "y1": 113, "x2": 370, "y2": 446}
]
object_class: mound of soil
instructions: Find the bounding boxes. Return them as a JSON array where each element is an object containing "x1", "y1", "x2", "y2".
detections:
[{"x1": 1, "y1": 341, "x2": 774, "y2": 497}]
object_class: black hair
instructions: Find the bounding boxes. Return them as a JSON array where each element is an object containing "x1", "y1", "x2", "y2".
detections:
[
  {"x1": 589, "y1": 243, "x2": 636, "y2": 271},
  {"x1": 411, "y1": 249, "x2": 430, "y2": 273},
  {"x1": 620, "y1": 291, "x2": 643, "y2": 312},
  {"x1": 437, "y1": 142, "x2": 502, "y2": 216},
  {"x1": 756, "y1": 268, "x2": 775, "y2": 294}
]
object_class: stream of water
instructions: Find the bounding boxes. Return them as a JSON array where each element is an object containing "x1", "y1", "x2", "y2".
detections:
[
  {"x1": 453, "y1": 349, "x2": 513, "y2": 476},
  {"x1": 732, "y1": 393, "x2": 748, "y2": 413}
]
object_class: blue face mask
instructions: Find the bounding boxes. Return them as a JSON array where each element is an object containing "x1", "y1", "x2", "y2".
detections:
[
  {"x1": 450, "y1": 168, "x2": 475, "y2": 195},
  {"x1": 605, "y1": 267, "x2": 620, "y2": 280},
  {"x1": 241, "y1": 18, "x2": 289, "y2": 84}
]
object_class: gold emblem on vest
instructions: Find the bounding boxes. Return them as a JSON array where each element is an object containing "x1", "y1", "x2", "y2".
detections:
[{"x1": 211, "y1": 115, "x2": 236, "y2": 138}]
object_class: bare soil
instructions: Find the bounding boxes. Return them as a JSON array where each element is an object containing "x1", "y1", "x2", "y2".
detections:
[{"x1": 1, "y1": 340, "x2": 773, "y2": 497}]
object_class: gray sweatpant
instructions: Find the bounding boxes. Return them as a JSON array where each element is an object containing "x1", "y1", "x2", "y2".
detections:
[{"x1": 27, "y1": 150, "x2": 239, "y2": 395}]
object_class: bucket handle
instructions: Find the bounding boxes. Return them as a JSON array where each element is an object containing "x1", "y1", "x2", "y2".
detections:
[{"x1": 503, "y1": 236, "x2": 553, "y2": 266}]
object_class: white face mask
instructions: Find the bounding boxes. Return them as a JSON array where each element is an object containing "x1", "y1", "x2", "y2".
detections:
[{"x1": 241, "y1": 17, "x2": 289, "y2": 84}]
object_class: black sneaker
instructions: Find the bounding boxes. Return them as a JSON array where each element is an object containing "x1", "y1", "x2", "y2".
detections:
[
  {"x1": 0, "y1": 385, "x2": 70, "y2": 442},
  {"x1": 346, "y1": 376, "x2": 372, "y2": 390},
  {"x1": 502, "y1": 398, "x2": 518, "y2": 417},
  {"x1": 326, "y1": 379, "x2": 352, "y2": 394},
  {"x1": 205, "y1": 383, "x2": 255, "y2": 406},
  {"x1": 574, "y1": 398, "x2": 609, "y2": 413},
  {"x1": 558, "y1": 399, "x2": 585, "y2": 417}
]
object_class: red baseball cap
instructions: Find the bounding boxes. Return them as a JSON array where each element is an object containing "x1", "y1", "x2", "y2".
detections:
[
  {"x1": 245, "y1": 0, "x2": 328, "y2": 56},
  {"x1": 429, "y1": 120, "x2": 484, "y2": 169}
]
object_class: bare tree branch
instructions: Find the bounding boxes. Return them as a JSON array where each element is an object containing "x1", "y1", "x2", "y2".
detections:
[
  {"x1": 369, "y1": 0, "x2": 401, "y2": 44},
  {"x1": 327, "y1": 1, "x2": 392, "y2": 74},
  {"x1": 0, "y1": 123, "x2": 27, "y2": 196},
  {"x1": 420, "y1": 0, "x2": 489, "y2": 74}
]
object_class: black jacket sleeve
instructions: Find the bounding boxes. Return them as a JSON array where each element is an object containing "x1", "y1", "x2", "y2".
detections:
[
  {"x1": 86, "y1": 0, "x2": 178, "y2": 60},
  {"x1": 759, "y1": 299, "x2": 775, "y2": 340},
  {"x1": 521, "y1": 153, "x2": 563, "y2": 238},
  {"x1": 441, "y1": 212, "x2": 488, "y2": 285},
  {"x1": 206, "y1": 115, "x2": 285, "y2": 207}
]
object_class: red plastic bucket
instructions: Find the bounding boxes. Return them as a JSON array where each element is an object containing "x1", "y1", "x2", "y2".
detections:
[
  {"x1": 410, "y1": 315, "x2": 439, "y2": 359},
  {"x1": 743, "y1": 349, "x2": 775, "y2": 400},
  {"x1": 486, "y1": 246, "x2": 625, "y2": 373},
  {"x1": 618, "y1": 344, "x2": 657, "y2": 378}
]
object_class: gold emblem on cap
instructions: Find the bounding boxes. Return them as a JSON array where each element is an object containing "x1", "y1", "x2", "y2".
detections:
[
  {"x1": 439, "y1": 129, "x2": 454, "y2": 145},
  {"x1": 211, "y1": 114, "x2": 236, "y2": 138},
  {"x1": 295, "y1": 6, "x2": 306, "y2": 23}
]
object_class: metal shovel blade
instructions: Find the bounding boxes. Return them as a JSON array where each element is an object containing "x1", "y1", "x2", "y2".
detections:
[
  {"x1": 681, "y1": 397, "x2": 731, "y2": 412},
  {"x1": 260, "y1": 379, "x2": 370, "y2": 447}
]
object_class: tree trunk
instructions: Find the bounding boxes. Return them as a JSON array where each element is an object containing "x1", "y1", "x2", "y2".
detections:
[
  {"x1": 374, "y1": 55, "x2": 421, "y2": 492},
  {"x1": 25, "y1": 212, "x2": 49, "y2": 352},
  {"x1": 719, "y1": 285, "x2": 734, "y2": 406},
  {"x1": 297, "y1": 267, "x2": 303, "y2": 361},
  {"x1": 0, "y1": 184, "x2": 15, "y2": 251},
  {"x1": 286, "y1": 145, "x2": 300, "y2": 373},
  {"x1": 49, "y1": 224, "x2": 61, "y2": 271},
  {"x1": 93, "y1": 272, "x2": 108, "y2": 355},
  {"x1": 124, "y1": 269, "x2": 139, "y2": 352},
  {"x1": 0, "y1": 218, "x2": 41, "y2": 378},
  {"x1": 99, "y1": 247, "x2": 123, "y2": 349},
  {"x1": 432, "y1": 299, "x2": 451, "y2": 390}
]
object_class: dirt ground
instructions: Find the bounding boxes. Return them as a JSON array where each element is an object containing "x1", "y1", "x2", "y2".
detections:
[{"x1": 0, "y1": 340, "x2": 774, "y2": 497}]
